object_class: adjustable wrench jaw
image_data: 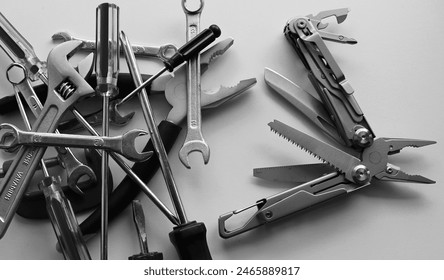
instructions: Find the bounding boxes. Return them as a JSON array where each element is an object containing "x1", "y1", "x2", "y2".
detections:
[
  {"x1": 46, "y1": 40, "x2": 95, "y2": 113},
  {"x1": 0, "y1": 41, "x2": 94, "y2": 238}
]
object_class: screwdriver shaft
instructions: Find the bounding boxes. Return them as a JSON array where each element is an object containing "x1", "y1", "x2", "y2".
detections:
[
  {"x1": 95, "y1": 2, "x2": 120, "y2": 260},
  {"x1": 121, "y1": 31, "x2": 188, "y2": 224}
]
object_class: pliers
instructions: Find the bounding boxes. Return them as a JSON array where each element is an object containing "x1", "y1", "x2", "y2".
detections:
[
  {"x1": 78, "y1": 38, "x2": 256, "y2": 237},
  {"x1": 218, "y1": 9, "x2": 435, "y2": 238}
]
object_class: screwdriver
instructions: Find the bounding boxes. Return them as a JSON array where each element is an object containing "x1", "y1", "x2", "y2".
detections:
[
  {"x1": 116, "y1": 24, "x2": 221, "y2": 107},
  {"x1": 129, "y1": 200, "x2": 163, "y2": 260},
  {"x1": 95, "y1": 2, "x2": 120, "y2": 260},
  {"x1": 121, "y1": 27, "x2": 217, "y2": 259},
  {"x1": 14, "y1": 83, "x2": 90, "y2": 260}
]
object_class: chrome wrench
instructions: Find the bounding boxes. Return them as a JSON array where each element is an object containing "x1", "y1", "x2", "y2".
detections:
[
  {"x1": 51, "y1": 31, "x2": 177, "y2": 62},
  {"x1": 0, "y1": 124, "x2": 152, "y2": 162},
  {"x1": 0, "y1": 41, "x2": 95, "y2": 238},
  {"x1": 6, "y1": 63, "x2": 95, "y2": 194},
  {"x1": 179, "y1": 0, "x2": 210, "y2": 168}
]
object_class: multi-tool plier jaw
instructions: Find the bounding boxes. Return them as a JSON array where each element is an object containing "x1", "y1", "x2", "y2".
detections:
[
  {"x1": 219, "y1": 9, "x2": 436, "y2": 239},
  {"x1": 285, "y1": 8, "x2": 374, "y2": 149}
]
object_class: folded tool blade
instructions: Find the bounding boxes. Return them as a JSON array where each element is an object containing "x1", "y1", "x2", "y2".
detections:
[
  {"x1": 264, "y1": 68, "x2": 343, "y2": 145},
  {"x1": 254, "y1": 163, "x2": 336, "y2": 183},
  {"x1": 268, "y1": 120, "x2": 361, "y2": 182}
]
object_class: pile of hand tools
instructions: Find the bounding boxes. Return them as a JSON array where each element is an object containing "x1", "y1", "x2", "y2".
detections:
[
  {"x1": 0, "y1": 1, "x2": 256, "y2": 260},
  {"x1": 0, "y1": 4, "x2": 436, "y2": 260}
]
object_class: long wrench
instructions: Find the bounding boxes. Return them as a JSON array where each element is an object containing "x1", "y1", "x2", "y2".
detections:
[
  {"x1": 178, "y1": 0, "x2": 210, "y2": 169},
  {"x1": 1, "y1": 13, "x2": 179, "y2": 228},
  {"x1": 0, "y1": 20, "x2": 96, "y2": 194},
  {"x1": 0, "y1": 41, "x2": 95, "y2": 238},
  {"x1": 14, "y1": 88, "x2": 91, "y2": 260},
  {"x1": 52, "y1": 31, "x2": 177, "y2": 62},
  {"x1": 0, "y1": 124, "x2": 152, "y2": 162},
  {"x1": 6, "y1": 63, "x2": 95, "y2": 194}
]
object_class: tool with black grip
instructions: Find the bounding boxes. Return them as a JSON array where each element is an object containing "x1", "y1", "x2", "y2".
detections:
[{"x1": 121, "y1": 27, "x2": 216, "y2": 259}]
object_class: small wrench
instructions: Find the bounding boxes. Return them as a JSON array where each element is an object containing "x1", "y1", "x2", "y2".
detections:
[
  {"x1": 6, "y1": 63, "x2": 95, "y2": 194},
  {"x1": 51, "y1": 31, "x2": 177, "y2": 62},
  {"x1": 0, "y1": 124, "x2": 152, "y2": 162},
  {"x1": 0, "y1": 40, "x2": 95, "y2": 238},
  {"x1": 179, "y1": 0, "x2": 210, "y2": 168}
]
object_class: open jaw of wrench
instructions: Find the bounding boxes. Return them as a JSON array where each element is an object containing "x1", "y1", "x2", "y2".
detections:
[
  {"x1": 51, "y1": 31, "x2": 177, "y2": 62},
  {"x1": 179, "y1": 0, "x2": 210, "y2": 169},
  {"x1": 6, "y1": 62, "x2": 95, "y2": 195},
  {"x1": 0, "y1": 124, "x2": 152, "y2": 162},
  {"x1": 0, "y1": 40, "x2": 95, "y2": 238}
]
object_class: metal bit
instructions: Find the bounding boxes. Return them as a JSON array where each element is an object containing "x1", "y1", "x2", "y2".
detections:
[
  {"x1": 51, "y1": 31, "x2": 177, "y2": 62},
  {"x1": 179, "y1": 0, "x2": 209, "y2": 168},
  {"x1": 128, "y1": 200, "x2": 163, "y2": 260}
]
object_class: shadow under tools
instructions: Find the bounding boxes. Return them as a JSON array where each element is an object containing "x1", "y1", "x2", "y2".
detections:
[
  {"x1": 221, "y1": 176, "x2": 432, "y2": 258},
  {"x1": 356, "y1": 179, "x2": 426, "y2": 201}
]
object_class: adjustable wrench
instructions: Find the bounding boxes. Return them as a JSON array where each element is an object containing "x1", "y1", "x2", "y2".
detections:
[
  {"x1": 0, "y1": 40, "x2": 95, "y2": 238},
  {"x1": 6, "y1": 63, "x2": 96, "y2": 193},
  {"x1": 52, "y1": 31, "x2": 177, "y2": 62},
  {"x1": 0, "y1": 124, "x2": 152, "y2": 162},
  {"x1": 179, "y1": 0, "x2": 210, "y2": 168}
]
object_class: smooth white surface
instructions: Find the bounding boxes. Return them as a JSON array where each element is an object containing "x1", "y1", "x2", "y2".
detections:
[{"x1": 0, "y1": 0, "x2": 443, "y2": 260}]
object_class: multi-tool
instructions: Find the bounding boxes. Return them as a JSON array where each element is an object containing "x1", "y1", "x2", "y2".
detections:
[{"x1": 218, "y1": 8, "x2": 436, "y2": 238}]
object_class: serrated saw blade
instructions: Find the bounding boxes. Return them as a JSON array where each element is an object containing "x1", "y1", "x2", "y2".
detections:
[{"x1": 268, "y1": 120, "x2": 361, "y2": 181}]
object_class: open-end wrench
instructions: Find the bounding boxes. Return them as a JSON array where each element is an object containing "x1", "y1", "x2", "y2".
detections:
[
  {"x1": 6, "y1": 63, "x2": 95, "y2": 194},
  {"x1": 0, "y1": 40, "x2": 95, "y2": 238},
  {"x1": 179, "y1": 0, "x2": 210, "y2": 169},
  {"x1": 0, "y1": 124, "x2": 152, "y2": 162},
  {"x1": 51, "y1": 31, "x2": 177, "y2": 62},
  {"x1": 13, "y1": 86, "x2": 91, "y2": 260}
]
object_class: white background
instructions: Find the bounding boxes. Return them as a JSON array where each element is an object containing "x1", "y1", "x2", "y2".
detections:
[{"x1": 0, "y1": 0, "x2": 443, "y2": 260}]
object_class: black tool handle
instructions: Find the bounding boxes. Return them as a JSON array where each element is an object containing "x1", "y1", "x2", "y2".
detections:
[
  {"x1": 79, "y1": 120, "x2": 182, "y2": 235},
  {"x1": 169, "y1": 221, "x2": 212, "y2": 260},
  {"x1": 164, "y1": 24, "x2": 221, "y2": 71},
  {"x1": 128, "y1": 252, "x2": 163, "y2": 260}
]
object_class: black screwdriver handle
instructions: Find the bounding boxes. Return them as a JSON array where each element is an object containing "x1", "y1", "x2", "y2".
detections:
[
  {"x1": 164, "y1": 24, "x2": 221, "y2": 71},
  {"x1": 169, "y1": 221, "x2": 212, "y2": 260}
]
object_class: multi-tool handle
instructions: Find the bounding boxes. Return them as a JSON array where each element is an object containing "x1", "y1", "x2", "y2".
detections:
[
  {"x1": 219, "y1": 172, "x2": 361, "y2": 238},
  {"x1": 284, "y1": 9, "x2": 375, "y2": 149}
]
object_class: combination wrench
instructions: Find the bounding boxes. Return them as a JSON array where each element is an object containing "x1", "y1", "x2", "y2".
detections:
[
  {"x1": 0, "y1": 41, "x2": 95, "y2": 238},
  {"x1": 52, "y1": 31, "x2": 177, "y2": 62},
  {"x1": 6, "y1": 63, "x2": 96, "y2": 194},
  {"x1": 0, "y1": 124, "x2": 152, "y2": 162},
  {"x1": 178, "y1": 0, "x2": 210, "y2": 168}
]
